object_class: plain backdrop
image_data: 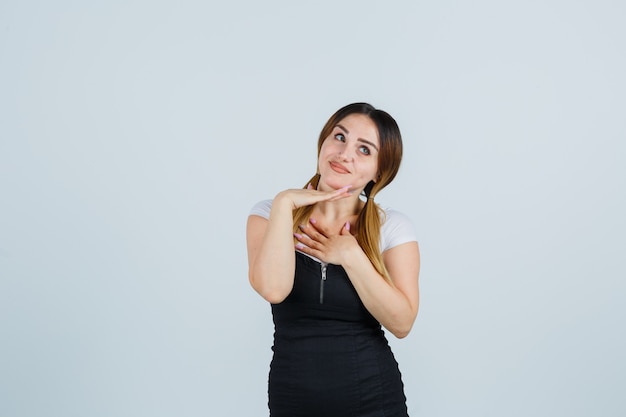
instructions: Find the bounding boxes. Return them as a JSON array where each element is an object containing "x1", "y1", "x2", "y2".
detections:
[{"x1": 1, "y1": 1, "x2": 624, "y2": 416}]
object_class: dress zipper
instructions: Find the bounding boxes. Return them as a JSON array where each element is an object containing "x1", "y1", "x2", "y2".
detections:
[{"x1": 320, "y1": 263, "x2": 328, "y2": 304}]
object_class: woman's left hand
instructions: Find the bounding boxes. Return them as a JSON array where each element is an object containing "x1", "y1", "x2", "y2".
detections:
[{"x1": 294, "y1": 218, "x2": 360, "y2": 265}]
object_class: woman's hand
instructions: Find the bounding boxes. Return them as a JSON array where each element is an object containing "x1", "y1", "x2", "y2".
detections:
[
  {"x1": 247, "y1": 184, "x2": 354, "y2": 303},
  {"x1": 294, "y1": 218, "x2": 360, "y2": 265},
  {"x1": 275, "y1": 184, "x2": 352, "y2": 210}
]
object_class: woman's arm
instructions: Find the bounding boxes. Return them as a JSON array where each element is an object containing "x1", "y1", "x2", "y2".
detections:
[
  {"x1": 246, "y1": 186, "x2": 353, "y2": 304},
  {"x1": 294, "y1": 221, "x2": 420, "y2": 338},
  {"x1": 246, "y1": 196, "x2": 297, "y2": 304},
  {"x1": 347, "y1": 241, "x2": 420, "y2": 338}
]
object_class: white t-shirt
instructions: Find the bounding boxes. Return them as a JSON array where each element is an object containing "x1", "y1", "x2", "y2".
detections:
[{"x1": 249, "y1": 199, "x2": 418, "y2": 252}]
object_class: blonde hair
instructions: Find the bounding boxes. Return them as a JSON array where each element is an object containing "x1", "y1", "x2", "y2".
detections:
[{"x1": 293, "y1": 103, "x2": 403, "y2": 282}]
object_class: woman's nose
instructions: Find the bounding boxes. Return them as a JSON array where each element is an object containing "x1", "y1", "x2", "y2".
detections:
[{"x1": 338, "y1": 148, "x2": 354, "y2": 161}]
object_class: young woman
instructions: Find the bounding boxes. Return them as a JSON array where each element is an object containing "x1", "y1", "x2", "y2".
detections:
[{"x1": 247, "y1": 102, "x2": 420, "y2": 417}]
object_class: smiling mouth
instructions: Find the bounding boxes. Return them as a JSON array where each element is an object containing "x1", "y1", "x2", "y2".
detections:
[{"x1": 329, "y1": 161, "x2": 350, "y2": 174}]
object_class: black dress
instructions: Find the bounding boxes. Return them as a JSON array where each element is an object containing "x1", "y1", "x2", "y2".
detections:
[{"x1": 268, "y1": 251, "x2": 409, "y2": 417}]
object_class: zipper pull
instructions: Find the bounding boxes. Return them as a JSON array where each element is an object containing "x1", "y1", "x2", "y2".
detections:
[{"x1": 320, "y1": 263, "x2": 327, "y2": 304}]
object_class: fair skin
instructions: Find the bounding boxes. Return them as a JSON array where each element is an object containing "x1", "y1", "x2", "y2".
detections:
[{"x1": 246, "y1": 114, "x2": 420, "y2": 338}]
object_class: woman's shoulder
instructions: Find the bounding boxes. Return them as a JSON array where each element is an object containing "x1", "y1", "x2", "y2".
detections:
[
  {"x1": 249, "y1": 199, "x2": 273, "y2": 219},
  {"x1": 379, "y1": 206, "x2": 418, "y2": 252}
]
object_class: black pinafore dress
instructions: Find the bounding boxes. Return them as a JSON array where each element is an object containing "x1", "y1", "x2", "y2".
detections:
[{"x1": 268, "y1": 251, "x2": 409, "y2": 417}]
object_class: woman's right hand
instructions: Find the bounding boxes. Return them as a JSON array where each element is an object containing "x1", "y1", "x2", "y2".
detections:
[
  {"x1": 275, "y1": 184, "x2": 353, "y2": 210},
  {"x1": 247, "y1": 183, "x2": 353, "y2": 304}
]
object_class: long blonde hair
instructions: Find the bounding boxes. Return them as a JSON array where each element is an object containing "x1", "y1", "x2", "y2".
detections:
[{"x1": 293, "y1": 103, "x2": 403, "y2": 282}]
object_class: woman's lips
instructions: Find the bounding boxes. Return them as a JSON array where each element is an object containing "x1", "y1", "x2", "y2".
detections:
[{"x1": 329, "y1": 161, "x2": 350, "y2": 174}]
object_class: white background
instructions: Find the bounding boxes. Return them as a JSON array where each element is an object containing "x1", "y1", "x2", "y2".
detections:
[{"x1": 1, "y1": 1, "x2": 624, "y2": 416}]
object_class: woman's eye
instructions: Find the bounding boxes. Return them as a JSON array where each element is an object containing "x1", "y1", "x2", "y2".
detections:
[
  {"x1": 334, "y1": 133, "x2": 345, "y2": 142},
  {"x1": 359, "y1": 146, "x2": 371, "y2": 155}
]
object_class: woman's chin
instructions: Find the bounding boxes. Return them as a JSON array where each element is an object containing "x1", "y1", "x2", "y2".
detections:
[{"x1": 320, "y1": 181, "x2": 348, "y2": 191}]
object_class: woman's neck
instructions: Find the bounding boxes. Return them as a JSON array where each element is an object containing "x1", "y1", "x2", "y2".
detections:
[{"x1": 313, "y1": 196, "x2": 363, "y2": 222}]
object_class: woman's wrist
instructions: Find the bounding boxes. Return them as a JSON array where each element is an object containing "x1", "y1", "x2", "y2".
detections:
[{"x1": 273, "y1": 191, "x2": 297, "y2": 211}]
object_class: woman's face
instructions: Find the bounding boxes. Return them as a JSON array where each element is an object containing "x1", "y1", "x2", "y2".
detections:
[{"x1": 317, "y1": 113, "x2": 380, "y2": 193}]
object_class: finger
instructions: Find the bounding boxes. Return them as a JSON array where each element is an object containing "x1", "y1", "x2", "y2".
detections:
[
  {"x1": 319, "y1": 185, "x2": 352, "y2": 201},
  {"x1": 294, "y1": 232, "x2": 322, "y2": 251},
  {"x1": 308, "y1": 218, "x2": 330, "y2": 238},
  {"x1": 298, "y1": 222, "x2": 327, "y2": 243},
  {"x1": 333, "y1": 185, "x2": 352, "y2": 195},
  {"x1": 295, "y1": 241, "x2": 321, "y2": 259},
  {"x1": 328, "y1": 186, "x2": 353, "y2": 201},
  {"x1": 294, "y1": 232, "x2": 311, "y2": 245}
]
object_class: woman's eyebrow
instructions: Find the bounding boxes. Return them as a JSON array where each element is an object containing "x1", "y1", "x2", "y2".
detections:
[
  {"x1": 358, "y1": 138, "x2": 379, "y2": 152},
  {"x1": 336, "y1": 124, "x2": 349, "y2": 134},
  {"x1": 336, "y1": 123, "x2": 379, "y2": 152}
]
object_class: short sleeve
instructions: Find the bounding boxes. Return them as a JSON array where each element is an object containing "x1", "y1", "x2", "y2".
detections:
[
  {"x1": 249, "y1": 199, "x2": 272, "y2": 219},
  {"x1": 380, "y1": 208, "x2": 418, "y2": 252}
]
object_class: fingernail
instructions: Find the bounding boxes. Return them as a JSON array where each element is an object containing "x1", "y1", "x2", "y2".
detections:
[
  {"x1": 309, "y1": 218, "x2": 316, "y2": 224},
  {"x1": 299, "y1": 224, "x2": 306, "y2": 230},
  {"x1": 295, "y1": 243, "x2": 305, "y2": 249},
  {"x1": 294, "y1": 233, "x2": 303, "y2": 239},
  {"x1": 345, "y1": 222, "x2": 350, "y2": 231},
  {"x1": 307, "y1": 183, "x2": 312, "y2": 189}
]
